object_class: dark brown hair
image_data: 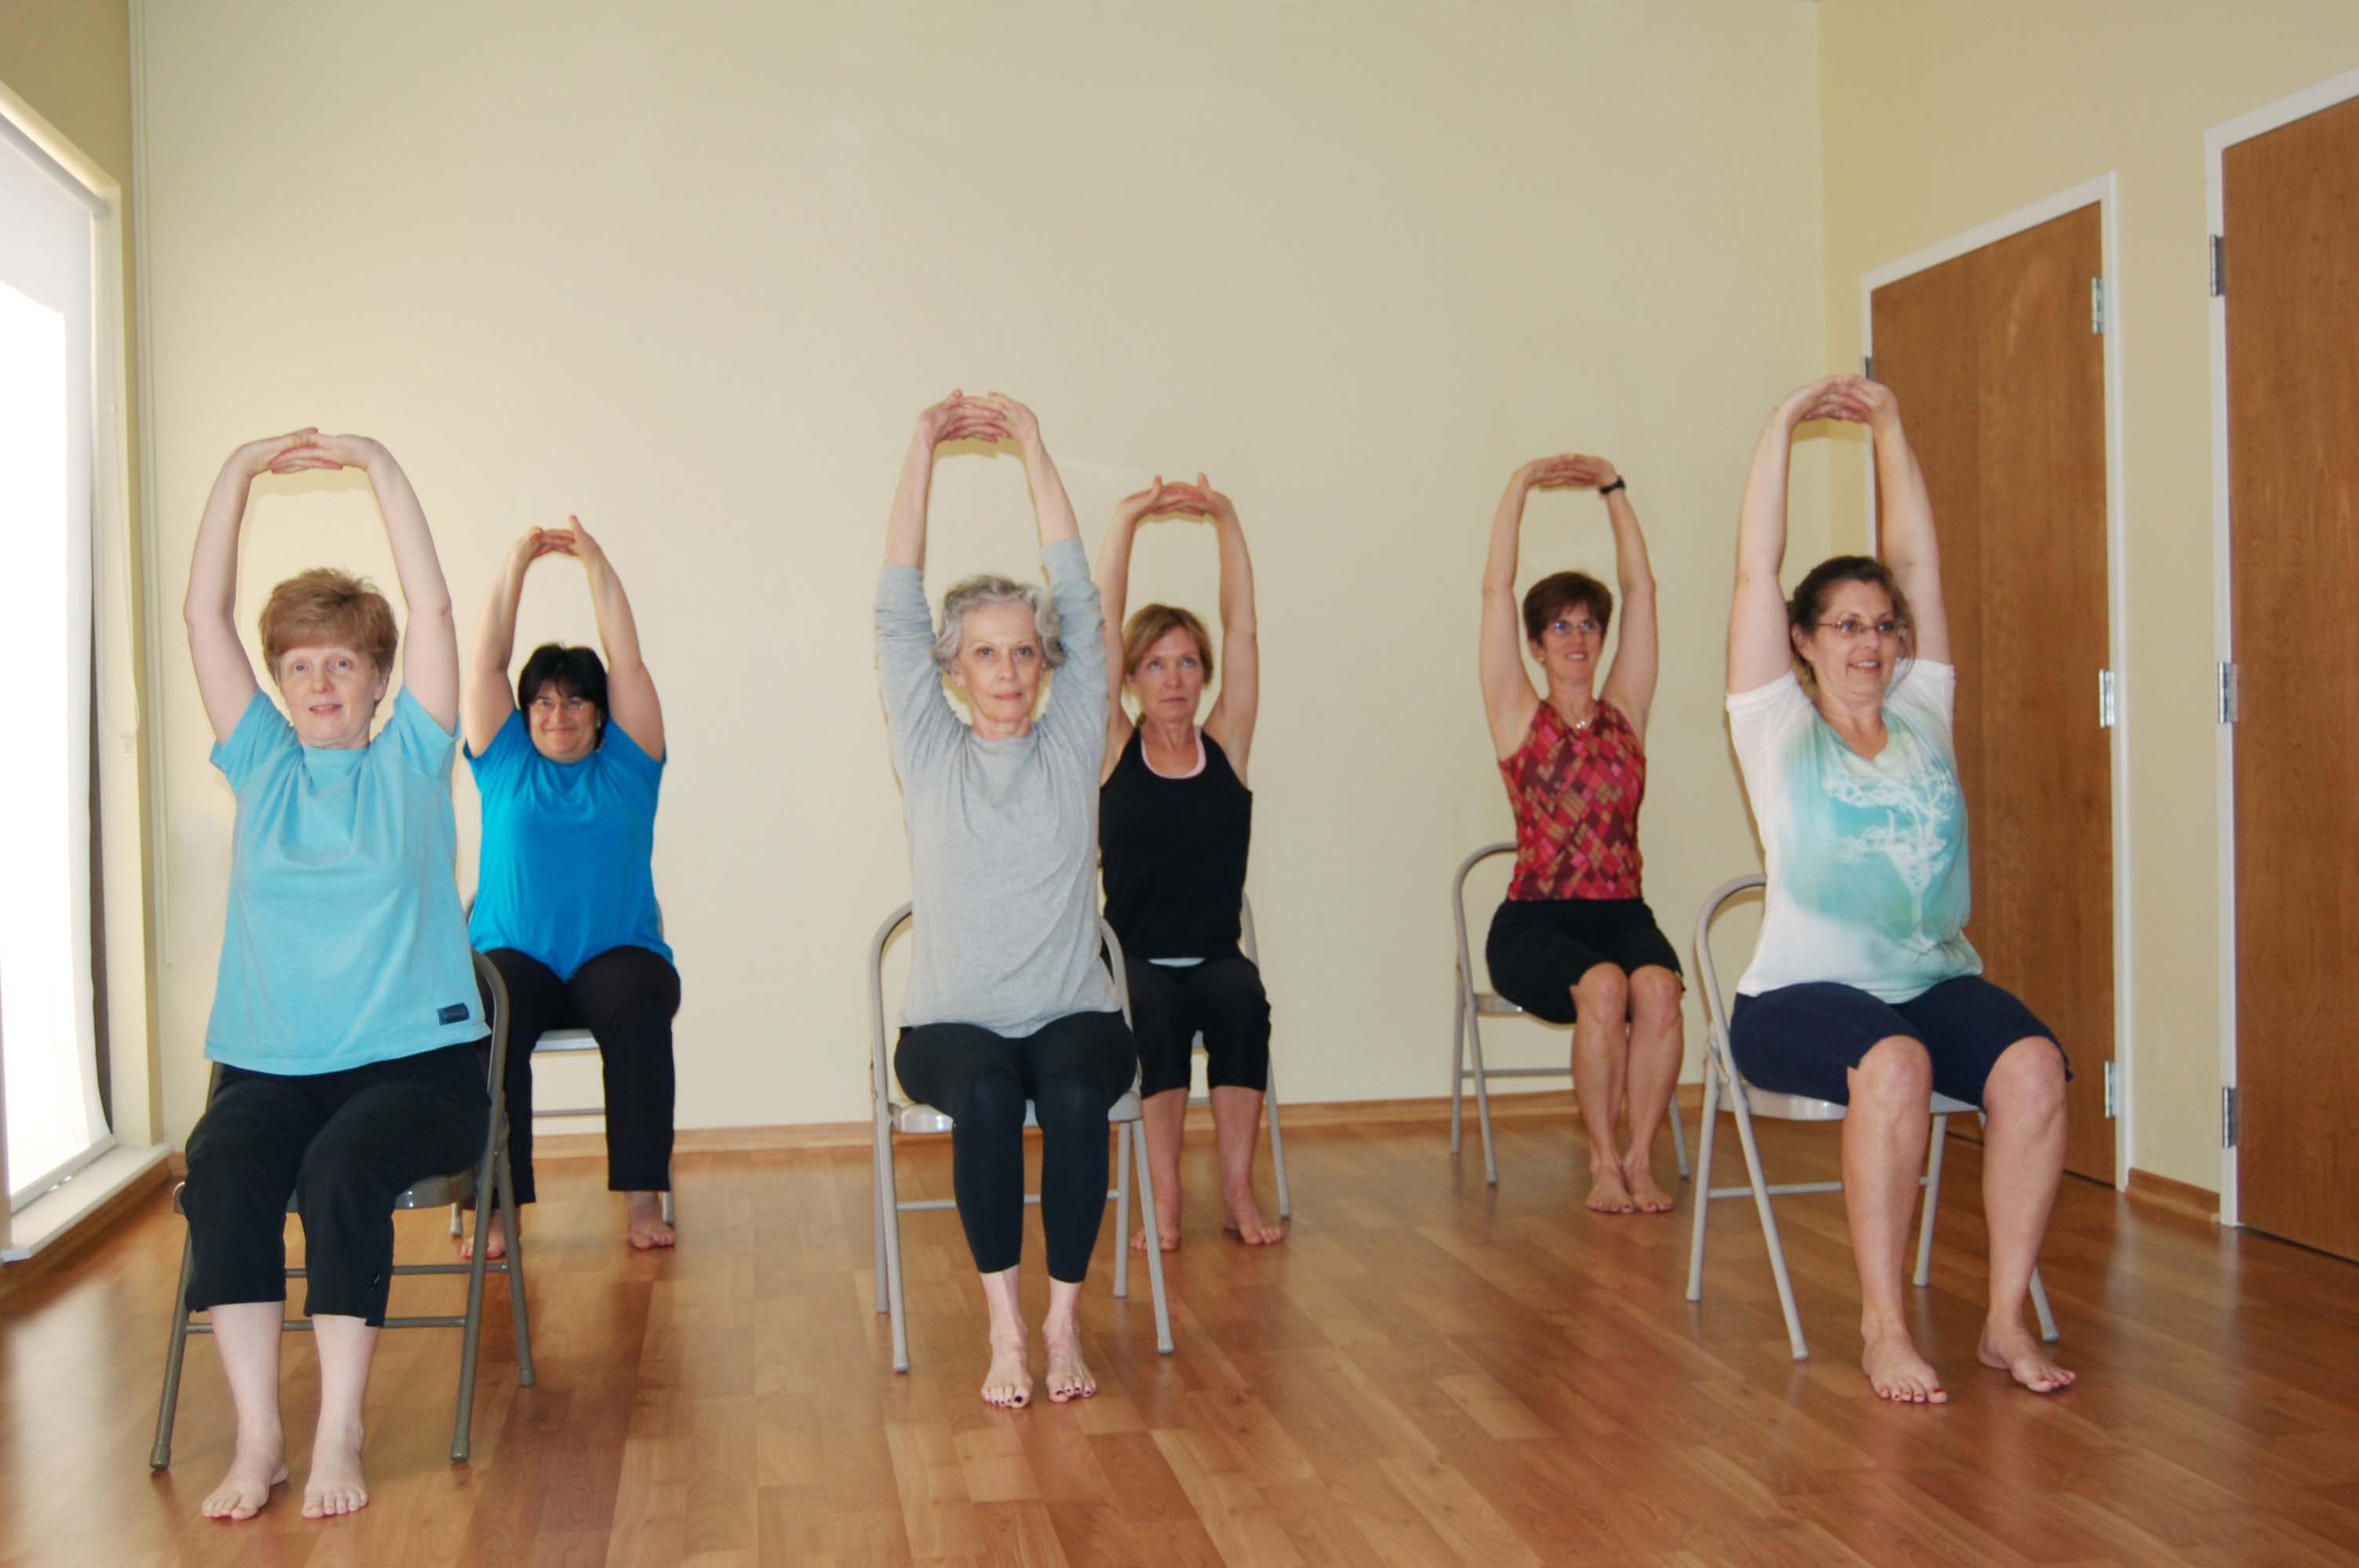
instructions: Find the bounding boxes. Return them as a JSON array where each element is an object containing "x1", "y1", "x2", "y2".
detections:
[
  {"x1": 1521, "y1": 571, "x2": 1614, "y2": 644},
  {"x1": 1786, "y1": 555, "x2": 1915, "y2": 676}
]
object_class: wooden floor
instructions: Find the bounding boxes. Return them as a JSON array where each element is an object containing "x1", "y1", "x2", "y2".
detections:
[{"x1": 5, "y1": 1106, "x2": 2357, "y2": 1567}]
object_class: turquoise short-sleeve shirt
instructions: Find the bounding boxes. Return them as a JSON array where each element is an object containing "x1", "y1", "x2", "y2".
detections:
[{"x1": 205, "y1": 686, "x2": 485, "y2": 1074}]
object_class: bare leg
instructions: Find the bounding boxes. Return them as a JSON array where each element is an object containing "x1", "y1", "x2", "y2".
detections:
[
  {"x1": 1040, "y1": 1276, "x2": 1097, "y2": 1403},
  {"x1": 456, "y1": 1204, "x2": 507, "y2": 1262},
  {"x1": 200, "y1": 1301, "x2": 288, "y2": 1521},
  {"x1": 1844, "y1": 1036, "x2": 1945, "y2": 1403},
  {"x1": 1976, "y1": 1037, "x2": 2076, "y2": 1393},
  {"x1": 1619, "y1": 966, "x2": 1685, "y2": 1214},
  {"x1": 624, "y1": 1191, "x2": 674, "y2": 1250},
  {"x1": 1571, "y1": 965, "x2": 1634, "y2": 1212},
  {"x1": 304, "y1": 1314, "x2": 378, "y2": 1517},
  {"x1": 976, "y1": 1266, "x2": 1031, "y2": 1409},
  {"x1": 1129, "y1": 1087, "x2": 1184, "y2": 1253},
  {"x1": 1210, "y1": 1085, "x2": 1285, "y2": 1244}
]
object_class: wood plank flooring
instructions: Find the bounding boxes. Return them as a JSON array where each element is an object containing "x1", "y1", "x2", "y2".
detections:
[{"x1": 3, "y1": 1108, "x2": 2356, "y2": 1566}]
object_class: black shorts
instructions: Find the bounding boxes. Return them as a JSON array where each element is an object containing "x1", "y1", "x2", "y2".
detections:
[
  {"x1": 1483, "y1": 898, "x2": 1683, "y2": 1025},
  {"x1": 1728, "y1": 975, "x2": 2069, "y2": 1108}
]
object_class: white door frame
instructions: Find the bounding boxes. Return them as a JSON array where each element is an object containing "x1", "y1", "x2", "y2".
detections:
[
  {"x1": 2206, "y1": 65, "x2": 2359, "y2": 1230},
  {"x1": 1859, "y1": 175, "x2": 2134, "y2": 1191}
]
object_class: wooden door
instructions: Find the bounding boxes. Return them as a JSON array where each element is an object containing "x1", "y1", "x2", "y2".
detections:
[
  {"x1": 2225, "y1": 93, "x2": 2359, "y2": 1260},
  {"x1": 1870, "y1": 205, "x2": 2116, "y2": 1182}
]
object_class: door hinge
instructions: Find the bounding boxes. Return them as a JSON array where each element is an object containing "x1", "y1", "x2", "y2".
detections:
[
  {"x1": 2210, "y1": 234, "x2": 2225, "y2": 297},
  {"x1": 2222, "y1": 1085, "x2": 2239, "y2": 1148},
  {"x1": 2103, "y1": 1062, "x2": 2118, "y2": 1119},
  {"x1": 2092, "y1": 277, "x2": 2108, "y2": 334},
  {"x1": 1862, "y1": 354, "x2": 1875, "y2": 380},
  {"x1": 2218, "y1": 662, "x2": 2239, "y2": 723},
  {"x1": 2099, "y1": 668, "x2": 2117, "y2": 728}
]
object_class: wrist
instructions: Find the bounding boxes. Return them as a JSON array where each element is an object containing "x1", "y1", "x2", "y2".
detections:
[{"x1": 1598, "y1": 475, "x2": 1627, "y2": 496}]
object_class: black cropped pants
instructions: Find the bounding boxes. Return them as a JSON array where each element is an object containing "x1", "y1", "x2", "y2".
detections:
[
  {"x1": 893, "y1": 1011, "x2": 1137, "y2": 1283},
  {"x1": 180, "y1": 1043, "x2": 488, "y2": 1327},
  {"x1": 1124, "y1": 953, "x2": 1271, "y2": 1098}
]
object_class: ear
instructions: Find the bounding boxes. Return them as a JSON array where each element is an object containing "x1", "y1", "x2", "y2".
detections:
[
  {"x1": 1528, "y1": 638, "x2": 1547, "y2": 662},
  {"x1": 370, "y1": 666, "x2": 391, "y2": 703}
]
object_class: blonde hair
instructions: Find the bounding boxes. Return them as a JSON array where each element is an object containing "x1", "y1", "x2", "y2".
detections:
[
  {"x1": 1121, "y1": 604, "x2": 1214, "y2": 685},
  {"x1": 259, "y1": 568, "x2": 398, "y2": 681}
]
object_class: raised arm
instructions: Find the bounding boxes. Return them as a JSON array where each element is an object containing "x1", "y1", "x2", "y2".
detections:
[
  {"x1": 546, "y1": 515, "x2": 666, "y2": 758},
  {"x1": 1844, "y1": 378, "x2": 1950, "y2": 664},
  {"x1": 979, "y1": 393, "x2": 1078, "y2": 549},
  {"x1": 1096, "y1": 477, "x2": 1187, "y2": 769},
  {"x1": 1481, "y1": 456, "x2": 1608, "y2": 757},
  {"x1": 885, "y1": 389, "x2": 1010, "y2": 569},
  {"x1": 275, "y1": 434, "x2": 461, "y2": 730},
  {"x1": 467, "y1": 528, "x2": 563, "y2": 754},
  {"x1": 1590, "y1": 463, "x2": 1662, "y2": 742},
  {"x1": 1728, "y1": 379, "x2": 1848, "y2": 694},
  {"x1": 1187, "y1": 476, "x2": 1259, "y2": 777},
  {"x1": 183, "y1": 429, "x2": 319, "y2": 742}
]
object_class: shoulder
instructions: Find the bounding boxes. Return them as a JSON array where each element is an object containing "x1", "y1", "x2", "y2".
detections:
[
  {"x1": 210, "y1": 688, "x2": 295, "y2": 786},
  {"x1": 379, "y1": 687, "x2": 462, "y2": 779},
  {"x1": 599, "y1": 720, "x2": 666, "y2": 783}
]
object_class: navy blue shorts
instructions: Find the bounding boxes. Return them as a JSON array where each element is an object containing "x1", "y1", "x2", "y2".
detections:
[{"x1": 1728, "y1": 975, "x2": 2067, "y2": 1108}]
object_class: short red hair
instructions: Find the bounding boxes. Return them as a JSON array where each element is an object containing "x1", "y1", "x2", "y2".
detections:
[{"x1": 259, "y1": 568, "x2": 398, "y2": 680}]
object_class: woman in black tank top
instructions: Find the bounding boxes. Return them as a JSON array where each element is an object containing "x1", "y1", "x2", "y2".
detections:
[{"x1": 1095, "y1": 474, "x2": 1281, "y2": 1250}]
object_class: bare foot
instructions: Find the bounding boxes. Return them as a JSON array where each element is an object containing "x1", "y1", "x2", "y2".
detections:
[
  {"x1": 1620, "y1": 1152, "x2": 1676, "y2": 1214},
  {"x1": 1220, "y1": 1185, "x2": 1287, "y2": 1245},
  {"x1": 300, "y1": 1417, "x2": 369, "y2": 1519},
  {"x1": 982, "y1": 1331, "x2": 1032, "y2": 1410},
  {"x1": 200, "y1": 1424, "x2": 287, "y2": 1522},
  {"x1": 1129, "y1": 1218, "x2": 1181, "y2": 1253},
  {"x1": 457, "y1": 1206, "x2": 507, "y2": 1262},
  {"x1": 1585, "y1": 1160, "x2": 1636, "y2": 1214},
  {"x1": 1042, "y1": 1323, "x2": 1097, "y2": 1404},
  {"x1": 624, "y1": 1191, "x2": 674, "y2": 1250},
  {"x1": 1979, "y1": 1319, "x2": 2076, "y2": 1394},
  {"x1": 1861, "y1": 1327, "x2": 1947, "y2": 1404}
]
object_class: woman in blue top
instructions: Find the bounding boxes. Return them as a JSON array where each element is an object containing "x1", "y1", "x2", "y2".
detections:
[
  {"x1": 1725, "y1": 376, "x2": 2074, "y2": 1405},
  {"x1": 464, "y1": 514, "x2": 676, "y2": 1257},
  {"x1": 180, "y1": 429, "x2": 489, "y2": 1524}
]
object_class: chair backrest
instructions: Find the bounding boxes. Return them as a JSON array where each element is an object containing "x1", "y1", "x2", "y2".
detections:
[
  {"x1": 1451, "y1": 842, "x2": 1516, "y2": 986},
  {"x1": 1238, "y1": 891, "x2": 1260, "y2": 966},
  {"x1": 867, "y1": 906, "x2": 1139, "y2": 1113},
  {"x1": 1692, "y1": 874, "x2": 1849, "y2": 1123}
]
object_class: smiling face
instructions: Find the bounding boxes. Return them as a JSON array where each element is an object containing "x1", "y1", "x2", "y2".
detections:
[
  {"x1": 952, "y1": 599, "x2": 1047, "y2": 731},
  {"x1": 1128, "y1": 626, "x2": 1207, "y2": 725},
  {"x1": 1793, "y1": 578, "x2": 1904, "y2": 704},
  {"x1": 275, "y1": 644, "x2": 387, "y2": 749},
  {"x1": 525, "y1": 679, "x2": 602, "y2": 764},
  {"x1": 1529, "y1": 608, "x2": 1605, "y2": 699}
]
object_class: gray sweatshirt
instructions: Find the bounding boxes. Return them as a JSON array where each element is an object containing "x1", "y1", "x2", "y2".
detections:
[{"x1": 875, "y1": 537, "x2": 1119, "y2": 1036}]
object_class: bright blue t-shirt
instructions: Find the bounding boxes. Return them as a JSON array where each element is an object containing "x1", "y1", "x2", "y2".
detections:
[
  {"x1": 466, "y1": 708, "x2": 671, "y2": 982},
  {"x1": 205, "y1": 686, "x2": 485, "y2": 1074}
]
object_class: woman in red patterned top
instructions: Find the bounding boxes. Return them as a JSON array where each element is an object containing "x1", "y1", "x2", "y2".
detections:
[{"x1": 1478, "y1": 452, "x2": 1684, "y2": 1214}]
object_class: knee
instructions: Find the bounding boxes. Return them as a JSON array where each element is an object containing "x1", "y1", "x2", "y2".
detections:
[
  {"x1": 957, "y1": 1067, "x2": 1030, "y2": 1132},
  {"x1": 1851, "y1": 1035, "x2": 1932, "y2": 1109},
  {"x1": 1629, "y1": 968, "x2": 1682, "y2": 1027},
  {"x1": 1986, "y1": 1037, "x2": 2067, "y2": 1121},
  {"x1": 1574, "y1": 964, "x2": 1629, "y2": 1019},
  {"x1": 1033, "y1": 1073, "x2": 1112, "y2": 1134}
]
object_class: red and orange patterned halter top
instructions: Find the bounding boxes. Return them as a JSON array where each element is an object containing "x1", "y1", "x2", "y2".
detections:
[{"x1": 1498, "y1": 698, "x2": 1646, "y2": 901}]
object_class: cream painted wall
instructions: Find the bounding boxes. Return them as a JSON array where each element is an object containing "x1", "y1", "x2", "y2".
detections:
[
  {"x1": 1817, "y1": 2, "x2": 2359, "y2": 1190},
  {"x1": 139, "y1": 0, "x2": 1828, "y2": 1145}
]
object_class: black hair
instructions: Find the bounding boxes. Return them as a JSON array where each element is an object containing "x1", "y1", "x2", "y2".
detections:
[{"x1": 517, "y1": 643, "x2": 609, "y2": 744}]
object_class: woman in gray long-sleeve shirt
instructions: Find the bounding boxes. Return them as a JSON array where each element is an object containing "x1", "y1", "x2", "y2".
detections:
[{"x1": 876, "y1": 390, "x2": 1139, "y2": 1411}]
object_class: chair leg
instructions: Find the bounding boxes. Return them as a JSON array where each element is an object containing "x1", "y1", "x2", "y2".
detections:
[
  {"x1": 452, "y1": 1171, "x2": 497, "y2": 1463},
  {"x1": 1914, "y1": 1115, "x2": 1948, "y2": 1288},
  {"x1": 1669, "y1": 1087, "x2": 1692, "y2": 1181},
  {"x1": 871, "y1": 1134, "x2": 889, "y2": 1317},
  {"x1": 1466, "y1": 1000, "x2": 1500, "y2": 1187},
  {"x1": 1264, "y1": 1059, "x2": 1292, "y2": 1221},
  {"x1": 1132, "y1": 1117, "x2": 1174, "y2": 1355},
  {"x1": 500, "y1": 1142, "x2": 536, "y2": 1389},
  {"x1": 2029, "y1": 1268, "x2": 2060, "y2": 1343},
  {"x1": 1684, "y1": 1060, "x2": 1724, "y2": 1304},
  {"x1": 150, "y1": 1232, "x2": 199, "y2": 1470},
  {"x1": 1113, "y1": 1121, "x2": 1133, "y2": 1300},
  {"x1": 1448, "y1": 971, "x2": 1468, "y2": 1156},
  {"x1": 449, "y1": 1201, "x2": 463, "y2": 1239},
  {"x1": 1728, "y1": 1083, "x2": 1809, "y2": 1361},
  {"x1": 878, "y1": 1128, "x2": 911, "y2": 1374}
]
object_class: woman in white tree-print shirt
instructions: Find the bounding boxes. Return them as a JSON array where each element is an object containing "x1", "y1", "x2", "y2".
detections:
[{"x1": 1725, "y1": 375, "x2": 2075, "y2": 1406}]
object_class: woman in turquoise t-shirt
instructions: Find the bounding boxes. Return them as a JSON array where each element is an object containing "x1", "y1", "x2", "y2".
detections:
[
  {"x1": 1725, "y1": 376, "x2": 2073, "y2": 1406},
  {"x1": 179, "y1": 430, "x2": 489, "y2": 1525},
  {"x1": 463, "y1": 514, "x2": 677, "y2": 1258}
]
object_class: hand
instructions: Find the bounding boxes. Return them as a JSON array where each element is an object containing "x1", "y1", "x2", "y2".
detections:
[
  {"x1": 1113, "y1": 475, "x2": 1192, "y2": 527},
  {"x1": 1772, "y1": 376, "x2": 1855, "y2": 433},
  {"x1": 1163, "y1": 472, "x2": 1237, "y2": 525},
  {"x1": 976, "y1": 393, "x2": 1041, "y2": 456},
  {"x1": 1517, "y1": 454, "x2": 1619, "y2": 492},
  {"x1": 268, "y1": 431, "x2": 388, "y2": 474},
  {"x1": 225, "y1": 429, "x2": 319, "y2": 480},
  {"x1": 915, "y1": 388, "x2": 1012, "y2": 450},
  {"x1": 1829, "y1": 375, "x2": 1901, "y2": 434},
  {"x1": 503, "y1": 526, "x2": 570, "y2": 577},
  {"x1": 539, "y1": 514, "x2": 609, "y2": 569}
]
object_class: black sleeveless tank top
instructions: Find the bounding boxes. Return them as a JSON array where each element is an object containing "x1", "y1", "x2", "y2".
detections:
[{"x1": 1099, "y1": 728, "x2": 1252, "y2": 959}]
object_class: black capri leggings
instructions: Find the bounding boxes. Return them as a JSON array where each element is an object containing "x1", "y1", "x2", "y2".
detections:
[
  {"x1": 481, "y1": 946, "x2": 681, "y2": 1205},
  {"x1": 1124, "y1": 953, "x2": 1270, "y2": 1098},
  {"x1": 893, "y1": 1011, "x2": 1138, "y2": 1283},
  {"x1": 180, "y1": 1043, "x2": 488, "y2": 1327}
]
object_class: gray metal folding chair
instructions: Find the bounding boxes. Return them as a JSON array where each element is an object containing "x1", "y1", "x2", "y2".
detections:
[
  {"x1": 449, "y1": 1024, "x2": 674, "y2": 1234},
  {"x1": 1448, "y1": 841, "x2": 1692, "y2": 1186},
  {"x1": 868, "y1": 906, "x2": 1175, "y2": 1373},
  {"x1": 152, "y1": 950, "x2": 536, "y2": 1468},
  {"x1": 1173, "y1": 894, "x2": 1290, "y2": 1219},
  {"x1": 1684, "y1": 873, "x2": 2059, "y2": 1359}
]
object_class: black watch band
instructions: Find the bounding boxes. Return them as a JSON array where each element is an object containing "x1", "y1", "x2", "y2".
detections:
[{"x1": 1598, "y1": 477, "x2": 1628, "y2": 496}]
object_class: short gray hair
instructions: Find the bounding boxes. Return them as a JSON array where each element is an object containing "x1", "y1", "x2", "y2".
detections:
[{"x1": 932, "y1": 574, "x2": 1067, "y2": 673}]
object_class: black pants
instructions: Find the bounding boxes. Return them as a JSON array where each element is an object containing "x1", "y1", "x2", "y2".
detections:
[
  {"x1": 180, "y1": 1044, "x2": 488, "y2": 1327},
  {"x1": 893, "y1": 1011, "x2": 1137, "y2": 1282},
  {"x1": 1124, "y1": 953, "x2": 1270, "y2": 1098},
  {"x1": 482, "y1": 946, "x2": 680, "y2": 1204}
]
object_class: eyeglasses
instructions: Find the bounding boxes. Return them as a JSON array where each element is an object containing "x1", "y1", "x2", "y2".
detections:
[
  {"x1": 529, "y1": 695, "x2": 594, "y2": 715},
  {"x1": 1815, "y1": 618, "x2": 1906, "y2": 642},
  {"x1": 1547, "y1": 617, "x2": 1603, "y2": 639}
]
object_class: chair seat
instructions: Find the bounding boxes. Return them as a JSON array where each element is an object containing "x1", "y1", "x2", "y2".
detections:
[
  {"x1": 889, "y1": 1091, "x2": 1143, "y2": 1136},
  {"x1": 1472, "y1": 991, "x2": 1524, "y2": 1016},
  {"x1": 1733, "y1": 1081, "x2": 1982, "y2": 1123},
  {"x1": 534, "y1": 1027, "x2": 598, "y2": 1053}
]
